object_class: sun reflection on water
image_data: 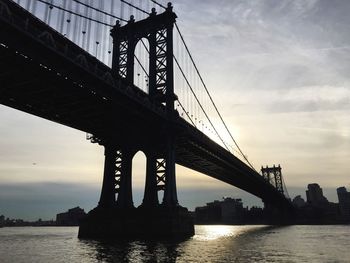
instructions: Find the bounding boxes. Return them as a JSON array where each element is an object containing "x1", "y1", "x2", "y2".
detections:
[{"x1": 194, "y1": 225, "x2": 249, "y2": 241}]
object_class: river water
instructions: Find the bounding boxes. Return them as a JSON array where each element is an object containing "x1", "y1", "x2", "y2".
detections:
[{"x1": 0, "y1": 225, "x2": 349, "y2": 262}]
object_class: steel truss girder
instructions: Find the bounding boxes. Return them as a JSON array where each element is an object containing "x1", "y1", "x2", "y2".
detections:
[
  {"x1": 114, "y1": 150, "x2": 123, "y2": 193},
  {"x1": 156, "y1": 158, "x2": 166, "y2": 190},
  {"x1": 118, "y1": 40, "x2": 128, "y2": 78},
  {"x1": 154, "y1": 29, "x2": 168, "y2": 100}
]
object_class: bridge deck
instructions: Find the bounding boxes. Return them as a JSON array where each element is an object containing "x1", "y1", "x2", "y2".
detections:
[{"x1": 0, "y1": 0, "x2": 292, "y2": 209}]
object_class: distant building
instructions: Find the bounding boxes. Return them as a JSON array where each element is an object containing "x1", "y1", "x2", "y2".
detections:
[
  {"x1": 219, "y1": 198, "x2": 244, "y2": 223},
  {"x1": 337, "y1": 187, "x2": 350, "y2": 221},
  {"x1": 56, "y1": 207, "x2": 86, "y2": 226},
  {"x1": 244, "y1": 206, "x2": 265, "y2": 224},
  {"x1": 195, "y1": 202, "x2": 221, "y2": 223},
  {"x1": 292, "y1": 183, "x2": 343, "y2": 224},
  {"x1": 292, "y1": 195, "x2": 306, "y2": 208},
  {"x1": 306, "y1": 183, "x2": 328, "y2": 206},
  {"x1": 195, "y1": 197, "x2": 244, "y2": 224},
  {"x1": 0, "y1": 215, "x2": 4, "y2": 227}
]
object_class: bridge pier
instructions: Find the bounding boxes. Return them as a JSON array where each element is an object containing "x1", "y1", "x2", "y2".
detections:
[
  {"x1": 163, "y1": 136, "x2": 179, "y2": 207},
  {"x1": 142, "y1": 151, "x2": 159, "y2": 207},
  {"x1": 79, "y1": 141, "x2": 194, "y2": 239},
  {"x1": 98, "y1": 145, "x2": 134, "y2": 209},
  {"x1": 263, "y1": 201, "x2": 296, "y2": 225},
  {"x1": 116, "y1": 149, "x2": 134, "y2": 209},
  {"x1": 98, "y1": 145, "x2": 117, "y2": 208}
]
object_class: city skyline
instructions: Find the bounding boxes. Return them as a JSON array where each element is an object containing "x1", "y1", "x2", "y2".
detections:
[
  {"x1": 1, "y1": 182, "x2": 348, "y2": 222},
  {"x1": 1, "y1": 0, "x2": 350, "y2": 220}
]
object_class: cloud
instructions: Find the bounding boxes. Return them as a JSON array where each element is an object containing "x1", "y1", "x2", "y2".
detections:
[
  {"x1": 173, "y1": 0, "x2": 350, "y2": 198},
  {"x1": 265, "y1": 86, "x2": 350, "y2": 113},
  {"x1": 1, "y1": 0, "x2": 350, "y2": 220}
]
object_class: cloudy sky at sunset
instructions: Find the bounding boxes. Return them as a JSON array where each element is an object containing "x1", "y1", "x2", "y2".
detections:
[{"x1": 1, "y1": 0, "x2": 349, "y2": 220}]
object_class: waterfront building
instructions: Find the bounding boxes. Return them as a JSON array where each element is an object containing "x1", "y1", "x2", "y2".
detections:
[
  {"x1": 244, "y1": 206, "x2": 265, "y2": 224},
  {"x1": 306, "y1": 183, "x2": 329, "y2": 206},
  {"x1": 195, "y1": 197, "x2": 244, "y2": 224},
  {"x1": 0, "y1": 215, "x2": 4, "y2": 227},
  {"x1": 293, "y1": 184, "x2": 342, "y2": 224},
  {"x1": 292, "y1": 195, "x2": 306, "y2": 208},
  {"x1": 337, "y1": 187, "x2": 350, "y2": 221},
  {"x1": 56, "y1": 207, "x2": 86, "y2": 226}
]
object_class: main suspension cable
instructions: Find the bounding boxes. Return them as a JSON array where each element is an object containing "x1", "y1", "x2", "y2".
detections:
[
  {"x1": 36, "y1": 0, "x2": 114, "y2": 26},
  {"x1": 174, "y1": 23, "x2": 257, "y2": 171},
  {"x1": 173, "y1": 56, "x2": 230, "y2": 151},
  {"x1": 177, "y1": 100, "x2": 196, "y2": 127},
  {"x1": 45, "y1": 0, "x2": 255, "y2": 169},
  {"x1": 120, "y1": 0, "x2": 150, "y2": 15},
  {"x1": 145, "y1": 0, "x2": 256, "y2": 168},
  {"x1": 122, "y1": 0, "x2": 233, "y2": 153},
  {"x1": 72, "y1": 0, "x2": 128, "y2": 22},
  {"x1": 149, "y1": 0, "x2": 166, "y2": 9}
]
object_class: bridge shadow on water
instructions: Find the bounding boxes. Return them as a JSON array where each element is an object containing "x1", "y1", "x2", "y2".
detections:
[
  {"x1": 79, "y1": 238, "x2": 182, "y2": 263},
  {"x1": 76, "y1": 225, "x2": 289, "y2": 262}
]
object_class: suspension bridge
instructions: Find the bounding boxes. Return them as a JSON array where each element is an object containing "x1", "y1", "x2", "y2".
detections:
[{"x1": 0, "y1": 0, "x2": 293, "y2": 238}]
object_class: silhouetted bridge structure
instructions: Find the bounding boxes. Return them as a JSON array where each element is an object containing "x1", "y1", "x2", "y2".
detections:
[{"x1": 0, "y1": 0, "x2": 293, "y2": 237}]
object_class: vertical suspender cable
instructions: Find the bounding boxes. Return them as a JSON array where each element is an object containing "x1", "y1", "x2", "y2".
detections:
[
  {"x1": 101, "y1": 0, "x2": 107, "y2": 63},
  {"x1": 25, "y1": 0, "x2": 32, "y2": 11},
  {"x1": 31, "y1": 0, "x2": 37, "y2": 15},
  {"x1": 59, "y1": 0, "x2": 66, "y2": 35},
  {"x1": 139, "y1": 0, "x2": 142, "y2": 19},
  {"x1": 86, "y1": 0, "x2": 93, "y2": 53},
  {"x1": 94, "y1": 2, "x2": 99, "y2": 58},
  {"x1": 72, "y1": 1, "x2": 79, "y2": 43},
  {"x1": 66, "y1": 0, "x2": 72, "y2": 38},
  {"x1": 107, "y1": 0, "x2": 114, "y2": 67},
  {"x1": 174, "y1": 24, "x2": 257, "y2": 170},
  {"x1": 56, "y1": 0, "x2": 62, "y2": 32},
  {"x1": 43, "y1": 0, "x2": 49, "y2": 23},
  {"x1": 77, "y1": 2, "x2": 83, "y2": 47},
  {"x1": 81, "y1": 0, "x2": 88, "y2": 50},
  {"x1": 47, "y1": 0, "x2": 53, "y2": 26},
  {"x1": 146, "y1": 0, "x2": 150, "y2": 13},
  {"x1": 129, "y1": 0, "x2": 132, "y2": 18},
  {"x1": 120, "y1": 0, "x2": 124, "y2": 24}
]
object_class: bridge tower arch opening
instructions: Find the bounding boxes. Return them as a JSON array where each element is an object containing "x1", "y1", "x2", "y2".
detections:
[
  {"x1": 132, "y1": 150, "x2": 147, "y2": 207},
  {"x1": 133, "y1": 38, "x2": 150, "y2": 93}
]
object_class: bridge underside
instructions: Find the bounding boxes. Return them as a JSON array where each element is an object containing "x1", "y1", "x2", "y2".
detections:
[
  {"x1": 0, "y1": 40, "x2": 291, "y2": 210},
  {"x1": 0, "y1": 0, "x2": 293, "y2": 225}
]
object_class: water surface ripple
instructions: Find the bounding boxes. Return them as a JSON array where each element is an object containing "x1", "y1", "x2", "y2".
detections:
[{"x1": 0, "y1": 225, "x2": 349, "y2": 262}]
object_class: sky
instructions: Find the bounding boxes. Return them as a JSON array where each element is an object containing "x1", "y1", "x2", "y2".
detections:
[{"x1": 1, "y1": 0, "x2": 350, "y2": 220}]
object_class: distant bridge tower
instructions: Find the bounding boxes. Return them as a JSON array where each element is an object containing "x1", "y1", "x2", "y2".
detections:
[
  {"x1": 261, "y1": 165, "x2": 295, "y2": 224},
  {"x1": 261, "y1": 165, "x2": 284, "y2": 195}
]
